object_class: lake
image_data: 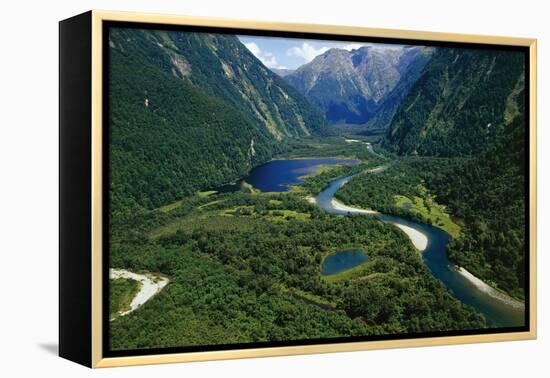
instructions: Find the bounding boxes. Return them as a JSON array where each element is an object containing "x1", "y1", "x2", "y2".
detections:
[
  {"x1": 246, "y1": 158, "x2": 359, "y2": 192},
  {"x1": 322, "y1": 249, "x2": 369, "y2": 275},
  {"x1": 215, "y1": 158, "x2": 360, "y2": 193}
]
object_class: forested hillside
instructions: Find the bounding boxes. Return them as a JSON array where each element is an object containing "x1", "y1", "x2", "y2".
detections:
[
  {"x1": 108, "y1": 28, "x2": 327, "y2": 214},
  {"x1": 410, "y1": 111, "x2": 527, "y2": 299},
  {"x1": 384, "y1": 47, "x2": 525, "y2": 156},
  {"x1": 380, "y1": 45, "x2": 527, "y2": 298}
]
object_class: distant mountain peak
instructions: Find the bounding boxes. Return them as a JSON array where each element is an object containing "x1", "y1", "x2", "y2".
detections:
[
  {"x1": 270, "y1": 68, "x2": 295, "y2": 77},
  {"x1": 284, "y1": 45, "x2": 432, "y2": 124}
]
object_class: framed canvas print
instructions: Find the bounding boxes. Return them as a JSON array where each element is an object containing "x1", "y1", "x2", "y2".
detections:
[{"x1": 59, "y1": 10, "x2": 537, "y2": 368}]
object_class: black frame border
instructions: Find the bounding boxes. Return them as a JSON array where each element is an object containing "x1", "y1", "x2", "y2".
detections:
[{"x1": 59, "y1": 11, "x2": 93, "y2": 367}]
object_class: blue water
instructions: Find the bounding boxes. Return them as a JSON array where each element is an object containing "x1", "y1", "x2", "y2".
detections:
[
  {"x1": 215, "y1": 157, "x2": 525, "y2": 327},
  {"x1": 322, "y1": 249, "x2": 369, "y2": 275},
  {"x1": 315, "y1": 169, "x2": 525, "y2": 328},
  {"x1": 244, "y1": 158, "x2": 359, "y2": 192}
]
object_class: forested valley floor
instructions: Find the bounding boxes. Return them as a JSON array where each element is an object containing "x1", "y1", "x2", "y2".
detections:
[{"x1": 109, "y1": 138, "x2": 489, "y2": 350}]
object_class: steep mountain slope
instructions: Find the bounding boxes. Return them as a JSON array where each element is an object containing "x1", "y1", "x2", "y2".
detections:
[
  {"x1": 364, "y1": 48, "x2": 434, "y2": 131},
  {"x1": 384, "y1": 47, "x2": 526, "y2": 156},
  {"x1": 108, "y1": 28, "x2": 328, "y2": 213},
  {"x1": 284, "y1": 45, "x2": 432, "y2": 124},
  {"x1": 384, "y1": 45, "x2": 527, "y2": 297}
]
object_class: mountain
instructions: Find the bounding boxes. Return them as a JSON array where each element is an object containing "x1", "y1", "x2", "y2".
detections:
[
  {"x1": 284, "y1": 45, "x2": 433, "y2": 124},
  {"x1": 387, "y1": 46, "x2": 527, "y2": 297},
  {"x1": 108, "y1": 28, "x2": 328, "y2": 212},
  {"x1": 363, "y1": 48, "x2": 434, "y2": 131},
  {"x1": 271, "y1": 68, "x2": 295, "y2": 77},
  {"x1": 383, "y1": 47, "x2": 526, "y2": 156}
]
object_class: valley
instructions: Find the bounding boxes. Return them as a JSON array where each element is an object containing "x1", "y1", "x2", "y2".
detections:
[
  {"x1": 107, "y1": 27, "x2": 527, "y2": 352},
  {"x1": 109, "y1": 136, "x2": 523, "y2": 350}
]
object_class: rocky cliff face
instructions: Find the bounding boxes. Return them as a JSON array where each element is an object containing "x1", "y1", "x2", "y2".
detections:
[{"x1": 284, "y1": 45, "x2": 433, "y2": 124}]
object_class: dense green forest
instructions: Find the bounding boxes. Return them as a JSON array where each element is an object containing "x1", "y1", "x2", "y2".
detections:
[
  {"x1": 384, "y1": 47, "x2": 525, "y2": 156},
  {"x1": 408, "y1": 113, "x2": 526, "y2": 299},
  {"x1": 108, "y1": 28, "x2": 327, "y2": 215},
  {"x1": 336, "y1": 132, "x2": 525, "y2": 299},
  {"x1": 335, "y1": 161, "x2": 460, "y2": 238},
  {"x1": 378, "y1": 45, "x2": 527, "y2": 298},
  {"x1": 110, "y1": 188, "x2": 483, "y2": 350},
  {"x1": 110, "y1": 279, "x2": 141, "y2": 319},
  {"x1": 339, "y1": 116, "x2": 526, "y2": 298}
]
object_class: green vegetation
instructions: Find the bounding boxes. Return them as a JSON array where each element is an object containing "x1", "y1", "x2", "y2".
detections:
[
  {"x1": 106, "y1": 28, "x2": 527, "y2": 351},
  {"x1": 384, "y1": 47, "x2": 525, "y2": 157},
  {"x1": 156, "y1": 31, "x2": 328, "y2": 139},
  {"x1": 109, "y1": 43, "x2": 272, "y2": 213},
  {"x1": 380, "y1": 45, "x2": 527, "y2": 299},
  {"x1": 278, "y1": 136, "x2": 383, "y2": 161},
  {"x1": 300, "y1": 162, "x2": 379, "y2": 195},
  {"x1": 158, "y1": 200, "x2": 184, "y2": 213},
  {"x1": 110, "y1": 278, "x2": 142, "y2": 319},
  {"x1": 407, "y1": 115, "x2": 526, "y2": 299},
  {"x1": 282, "y1": 286, "x2": 337, "y2": 310},
  {"x1": 337, "y1": 128, "x2": 526, "y2": 300},
  {"x1": 197, "y1": 190, "x2": 217, "y2": 198},
  {"x1": 110, "y1": 187, "x2": 484, "y2": 350},
  {"x1": 320, "y1": 259, "x2": 372, "y2": 283},
  {"x1": 108, "y1": 28, "x2": 327, "y2": 216},
  {"x1": 382, "y1": 43, "x2": 526, "y2": 299},
  {"x1": 393, "y1": 194, "x2": 461, "y2": 239},
  {"x1": 335, "y1": 162, "x2": 460, "y2": 237}
]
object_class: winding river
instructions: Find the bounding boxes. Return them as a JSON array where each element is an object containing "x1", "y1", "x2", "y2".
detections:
[{"x1": 314, "y1": 164, "x2": 525, "y2": 328}]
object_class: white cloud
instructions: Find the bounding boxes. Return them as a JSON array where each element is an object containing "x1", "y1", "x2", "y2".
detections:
[
  {"x1": 286, "y1": 42, "x2": 330, "y2": 63},
  {"x1": 244, "y1": 42, "x2": 261, "y2": 56},
  {"x1": 243, "y1": 42, "x2": 286, "y2": 69}
]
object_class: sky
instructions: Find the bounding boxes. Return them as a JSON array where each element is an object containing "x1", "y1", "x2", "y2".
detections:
[{"x1": 238, "y1": 35, "x2": 400, "y2": 70}]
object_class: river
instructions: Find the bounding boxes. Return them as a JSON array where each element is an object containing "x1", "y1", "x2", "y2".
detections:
[
  {"x1": 314, "y1": 165, "x2": 525, "y2": 328},
  {"x1": 222, "y1": 155, "x2": 525, "y2": 327}
]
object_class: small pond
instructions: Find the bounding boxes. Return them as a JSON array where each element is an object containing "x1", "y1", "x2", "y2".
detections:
[{"x1": 321, "y1": 249, "x2": 369, "y2": 276}]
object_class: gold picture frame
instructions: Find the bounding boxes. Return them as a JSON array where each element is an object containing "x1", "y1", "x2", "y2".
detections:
[{"x1": 59, "y1": 9, "x2": 537, "y2": 368}]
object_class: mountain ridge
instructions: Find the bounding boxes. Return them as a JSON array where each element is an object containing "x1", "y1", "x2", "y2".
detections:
[
  {"x1": 108, "y1": 28, "x2": 328, "y2": 212},
  {"x1": 284, "y1": 45, "x2": 433, "y2": 125},
  {"x1": 383, "y1": 47, "x2": 526, "y2": 157},
  {"x1": 385, "y1": 45, "x2": 527, "y2": 296}
]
